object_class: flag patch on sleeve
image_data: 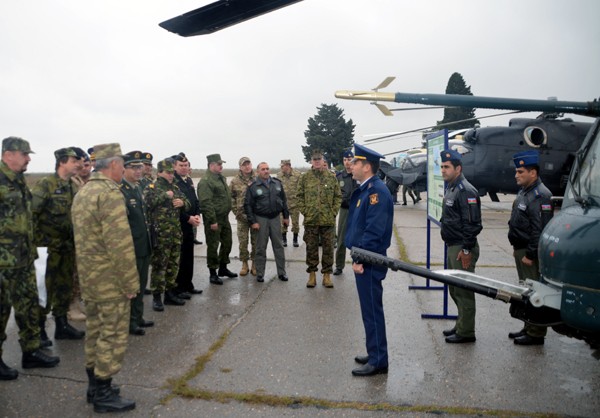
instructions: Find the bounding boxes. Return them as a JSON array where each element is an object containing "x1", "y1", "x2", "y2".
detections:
[
  {"x1": 467, "y1": 197, "x2": 477, "y2": 204},
  {"x1": 541, "y1": 204, "x2": 552, "y2": 211}
]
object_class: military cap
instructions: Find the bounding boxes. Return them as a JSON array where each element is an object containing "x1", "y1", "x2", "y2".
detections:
[
  {"x1": 2, "y1": 136, "x2": 34, "y2": 154},
  {"x1": 123, "y1": 150, "x2": 144, "y2": 166},
  {"x1": 343, "y1": 150, "x2": 354, "y2": 159},
  {"x1": 280, "y1": 159, "x2": 291, "y2": 166},
  {"x1": 142, "y1": 152, "x2": 153, "y2": 164},
  {"x1": 87, "y1": 147, "x2": 96, "y2": 162},
  {"x1": 207, "y1": 153, "x2": 225, "y2": 164},
  {"x1": 513, "y1": 150, "x2": 539, "y2": 168},
  {"x1": 440, "y1": 149, "x2": 462, "y2": 163},
  {"x1": 157, "y1": 158, "x2": 174, "y2": 173},
  {"x1": 172, "y1": 153, "x2": 189, "y2": 163},
  {"x1": 93, "y1": 143, "x2": 124, "y2": 160},
  {"x1": 71, "y1": 147, "x2": 87, "y2": 160},
  {"x1": 54, "y1": 147, "x2": 78, "y2": 160},
  {"x1": 352, "y1": 144, "x2": 385, "y2": 163},
  {"x1": 239, "y1": 156, "x2": 251, "y2": 166},
  {"x1": 311, "y1": 149, "x2": 324, "y2": 159}
]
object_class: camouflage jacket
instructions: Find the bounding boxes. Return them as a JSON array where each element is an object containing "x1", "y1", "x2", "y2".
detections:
[
  {"x1": 276, "y1": 169, "x2": 302, "y2": 209},
  {"x1": 139, "y1": 175, "x2": 154, "y2": 190},
  {"x1": 144, "y1": 176, "x2": 190, "y2": 240},
  {"x1": 197, "y1": 170, "x2": 232, "y2": 224},
  {"x1": 72, "y1": 172, "x2": 139, "y2": 302},
  {"x1": 296, "y1": 168, "x2": 342, "y2": 226},
  {"x1": 0, "y1": 161, "x2": 35, "y2": 269},
  {"x1": 230, "y1": 171, "x2": 254, "y2": 222},
  {"x1": 31, "y1": 173, "x2": 76, "y2": 251}
]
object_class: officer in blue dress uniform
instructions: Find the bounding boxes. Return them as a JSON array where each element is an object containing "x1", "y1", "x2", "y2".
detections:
[{"x1": 345, "y1": 144, "x2": 394, "y2": 376}]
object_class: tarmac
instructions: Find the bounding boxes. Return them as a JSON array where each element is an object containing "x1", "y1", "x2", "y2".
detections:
[{"x1": 1, "y1": 194, "x2": 599, "y2": 417}]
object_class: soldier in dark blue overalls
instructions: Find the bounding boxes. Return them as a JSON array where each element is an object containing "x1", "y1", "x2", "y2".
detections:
[{"x1": 345, "y1": 144, "x2": 394, "y2": 376}]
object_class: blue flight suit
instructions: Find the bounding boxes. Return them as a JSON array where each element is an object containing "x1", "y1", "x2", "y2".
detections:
[{"x1": 345, "y1": 175, "x2": 394, "y2": 369}]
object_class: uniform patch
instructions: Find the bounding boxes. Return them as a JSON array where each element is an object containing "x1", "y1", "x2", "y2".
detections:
[
  {"x1": 541, "y1": 204, "x2": 552, "y2": 211},
  {"x1": 356, "y1": 199, "x2": 361, "y2": 208},
  {"x1": 518, "y1": 203, "x2": 527, "y2": 211},
  {"x1": 370, "y1": 194, "x2": 379, "y2": 205},
  {"x1": 467, "y1": 197, "x2": 477, "y2": 204},
  {"x1": 256, "y1": 189, "x2": 263, "y2": 196}
]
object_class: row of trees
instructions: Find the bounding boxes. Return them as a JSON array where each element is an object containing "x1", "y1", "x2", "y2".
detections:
[{"x1": 303, "y1": 72, "x2": 478, "y2": 167}]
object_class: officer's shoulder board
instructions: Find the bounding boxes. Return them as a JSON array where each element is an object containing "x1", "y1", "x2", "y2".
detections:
[{"x1": 457, "y1": 182, "x2": 465, "y2": 191}]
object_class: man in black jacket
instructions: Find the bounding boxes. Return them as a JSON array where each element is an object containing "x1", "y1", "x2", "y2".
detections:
[
  {"x1": 244, "y1": 162, "x2": 289, "y2": 282},
  {"x1": 334, "y1": 150, "x2": 358, "y2": 276}
]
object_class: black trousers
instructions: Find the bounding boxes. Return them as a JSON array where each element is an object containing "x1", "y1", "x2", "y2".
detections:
[{"x1": 176, "y1": 232, "x2": 195, "y2": 292}]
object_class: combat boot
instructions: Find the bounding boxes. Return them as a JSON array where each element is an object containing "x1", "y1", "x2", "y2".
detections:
[
  {"x1": 39, "y1": 316, "x2": 53, "y2": 348},
  {"x1": 0, "y1": 357, "x2": 18, "y2": 380},
  {"x1": 282, "y1": 233, "x2": 288, "y2": 247},
  {"x1": 86, "y1": 368, "x2": 120, "y2": 403},
  {"x1": 164, "y1": 290, "x2": 186, "y2": 306},
  {"x1": 93, "y1": 377, "x2": 136, "y2": 413},
  {"x1": 209, "y1": 269, "x2": 223, "y2": 285},
  {"x1": 250, "y1": 261, "x2": 257, "y2": 276},
  {"x1": 293, "y1": 233, "x2": 299, "y2": 247},
  {"x1": 22, "y1": 349, "x2": 60, "y2": 369},
  {"x1": 323, "y1": 273, "x2": 334, "y2": 288},
  {"x1": 218, "y1": 265, "x2": 238, "y2": 278},
  {"x1": 240, "y1": 261, "x2": 249, "y2": 276},
  {"x1": 54, "y1": 315, "x2": 85, "y2": 340},
  {"x1": 306, "y1": 272, "x2": 317, "y2": 288},
  {"x1": 152, "y1": 293, "x2": 164, "y2": 311}
]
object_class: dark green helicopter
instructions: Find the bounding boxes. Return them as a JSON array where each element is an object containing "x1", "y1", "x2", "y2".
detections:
[{"x1": 335, "y1": 87, "x2": 600, "y2": 355}]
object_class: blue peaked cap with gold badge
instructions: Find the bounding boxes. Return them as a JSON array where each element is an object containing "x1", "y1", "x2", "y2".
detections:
[
  {"x1": 440, "y1": 149, "x2": 462, "y2": 163},
  {"x1": 352, "y1": 143, "x2": 385, "y2": 163},
  {"x1": 513, "y1": 150, "x2": 539, "y2": 168}
]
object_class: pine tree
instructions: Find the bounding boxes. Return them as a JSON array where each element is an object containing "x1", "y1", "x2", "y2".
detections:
[
  {"x1": 436, "y1": 72, "x2": 479, "y2": 130},
  {"x1": 302, "y1": 104, "x2": 355, "y2": 167}
]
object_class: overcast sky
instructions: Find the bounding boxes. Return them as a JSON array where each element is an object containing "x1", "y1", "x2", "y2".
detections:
[{"x1": 1, "y1": 0, "x2": 599, "y2": 172}]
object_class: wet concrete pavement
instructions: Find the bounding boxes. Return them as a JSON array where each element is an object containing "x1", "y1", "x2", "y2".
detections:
[{"x1": 1, "y1": 195, "x2": 599, "y2": 417}]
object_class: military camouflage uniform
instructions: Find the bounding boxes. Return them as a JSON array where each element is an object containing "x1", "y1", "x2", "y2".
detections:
[
  {"x1": 144, "y1": 177, "x2": 190, "y2": 295},
  {"x1": 297, "y1": 168, "x2": 342, "y2": 273},
  {"x1": 230, "y1": 171, "x2": 257, "y2": 263},
  {"x1": 197, "y1": 170, "x2": 233, "y2": 269},
  {"x1": 31, "y1": 173, "x2": 77, "y2": 318},
  {"x1": 138, "y1": 175, "x2": 153, "y2": 190},
  {"x1": 276, "y1": 168, "x2": 302, "y2": 234},
  {"x1": 72, "y1": 170, "x2": 139, "y2": 380},
  {"x1": 0, "y1": 161, "x2": 41, "y2": 355}
]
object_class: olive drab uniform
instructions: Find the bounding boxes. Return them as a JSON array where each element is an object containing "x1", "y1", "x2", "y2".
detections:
[
  {"x1": 508, "y1": 177, "x2": 554, "y2": 338},
  {"x1": 276, "y1": 167, "x2": 302, "y2": 236},
  {"x1": 297, "y1": 167, "x2": 342, "y2": 273},
  {"x1": 144, "y1": 177, "x2": 190, "y2": 295},
  {"x1": 72, "y1": 171, "x2": 139, "y2": 380},
  {"x1": 0, "y1": 160, "x2": 42, "y2": 356},
  {"x1": 197, "y1": 169, "x2": 233, "y2": 270},
  {"x1": 31, "y1": 173, "x2": 77, "y2": 319},
  {"x1": 441, "y1": 172, "x2": 482, "y2": 339},
  {"x1": 230, "y1": 170, "x2": 257, "y2": 264}
]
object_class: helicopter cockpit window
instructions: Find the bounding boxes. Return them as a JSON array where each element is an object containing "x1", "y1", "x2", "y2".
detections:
[
  {"x1": 451, "y1": 144, "x2": 471, "y2": 155},
  {"x1": 523, "y1": 126, "x2": 548, "y2": 148},
  {"x1": 564, "y1": 130, "x2": 600, "y2": 205}
]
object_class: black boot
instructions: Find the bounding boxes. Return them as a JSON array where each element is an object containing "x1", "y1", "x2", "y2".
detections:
[
  {"x1": 293, "y1": 233, "x2": 299, "y2": 247},
  {"x1": 22, "y1": 349, "x2": 60, "y2": 369},
  {"x1": 0, "y1": 357, "x2": 18, "y2": 380},
  {"x1": 209, "y1": 269, "x2": 223, "y2": 285},
  {"x1": 218, "y1": 265, "x2": 238, "y2": 278},
  {"x1": 164, "y1": 290, "x2": 185, "y2": 306},
  {"x1": 40, "y1": 316, "x2": 53, "y2": 348},
  {"x1": 93, "y1": 377, "x2": 135, "y2": 413},
  {"x1": 282, "y1": 233, "x2": 288, "y2": 247},
  {"x1": 86, "y1": 368, "x2": 120, "y2": 403},
  {"x1": 54, "y1": 315, "x2": 85, "y2": 340},
  {"x1": 152, "y1": 293, "x2": 164, "y2": 312}
]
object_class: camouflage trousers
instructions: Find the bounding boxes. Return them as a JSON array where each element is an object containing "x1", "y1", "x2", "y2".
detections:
[
  {"x1": 85, "y1": 298, "x2": 130, "y2": 380},
  {"x1": 304, "y1": 225, "x2": 335, "y2": 273},
  {"x1": 204, "y1": 217, "x2": 233, "y2": 269},
  {"x1": 130, "y1": 255, "x2": 150, "y2": 329},
  {"x1": 281, "y1": 207, "x2": 300, "y2": 234},
  {"x1": 0, "y1": 265, "x2": 41, "y2": 355},
  {"x1": 150, "y1": 237, "x2": 180, "y2": 294},
  {"x1": 43, "y1": 248, "x2": 75, "y2": 317},
  {"x1": 237, "y1": 218, "x2": 257, "y2": 262}
]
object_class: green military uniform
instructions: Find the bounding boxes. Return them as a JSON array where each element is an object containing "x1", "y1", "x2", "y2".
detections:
[
  {"x1": 276, "y1": 162, "x2": 302, "y2": 237},
  {"x1": 297, "y1": 166, "x2": 342, "y2": 273},
  {"x1": 230, "y1": 169, "x2": 257, "y2": 263},
  {"x1": 72, "y1": 144, "x2": 139, "y2": 380},
  {"x1": 120, "y1": 177, "x2": 152, "y2": 331},
  {"x1": 144, "y1": 172, "x2": 190, "y2": 295},
  {"x1": 139, "y1": 152, "x2": 154, "y2": 190},
  {"x1": 0, "y1": 159, "x2": 42, "y2": 356},
  {"x1": 197, "y1": 160, "x2": 234, "y2": 270}
]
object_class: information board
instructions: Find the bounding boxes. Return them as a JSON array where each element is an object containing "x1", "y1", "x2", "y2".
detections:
[{"x1": 426, "y1": 130, "x2": 448, "y2": 224}]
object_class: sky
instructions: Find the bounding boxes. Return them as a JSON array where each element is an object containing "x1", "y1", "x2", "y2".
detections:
[{"x1": 1, "y1": 0, "x2": 599, "y2": 172}]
